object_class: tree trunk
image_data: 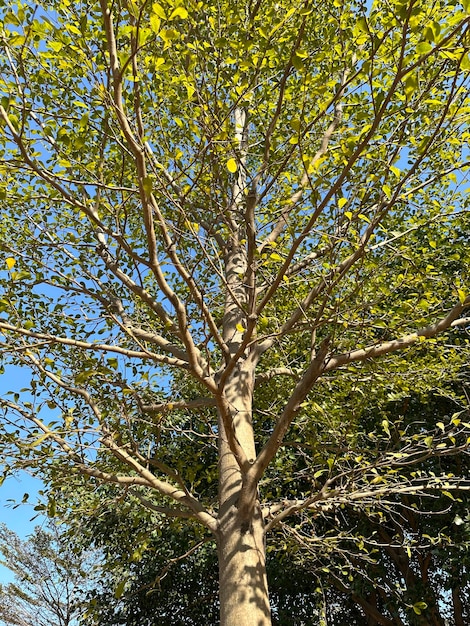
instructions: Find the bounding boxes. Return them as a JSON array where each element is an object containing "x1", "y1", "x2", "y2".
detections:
[
  {"x1": 216, "y1": 364, "x2": 271, "y2": 626},
  {"x1": 216, "y1": 104, "x2": 272, "y2": 623},
  {"x1": 217, "y1": 498, "x2": 270, "y2": 626},
  {"x1": 216, "y1": 309, "x2": 271, "y2": 623}
]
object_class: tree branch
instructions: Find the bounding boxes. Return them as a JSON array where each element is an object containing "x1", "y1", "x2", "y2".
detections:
[
  {"x1": 140, "y1": 398, "x2": 217, "y2": 414},
  {"x1": 0, "y1": 321, "x2": 190, "y2": 369},
  {"x1": 251, "y1": 338, "x2": 331, "y2": 483},
  {"x1": 325, "y1": 297, "x2": 470, "y2": 372}
]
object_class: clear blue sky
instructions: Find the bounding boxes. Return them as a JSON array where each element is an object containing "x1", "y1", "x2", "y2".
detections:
[
  {"x1": 0, "y1": 473, "x2": 45, "y2": 584},
  {"x1": 0, "y1": 362, "x2": 47, "y2": 584}
]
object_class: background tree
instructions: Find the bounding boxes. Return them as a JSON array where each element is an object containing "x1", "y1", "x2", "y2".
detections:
[
  {"x1": 61, "y1": 377, "x2": 469, "y2": 625},
  {"x1": 0, "y1": 0, "x2": 470, "y2": 624},
  {"x1": 281, "y1": 383, "x2": 470, "y2": 626},
  {"x1": 0, "y1": 522, "x2": 94, "y2": 626}
]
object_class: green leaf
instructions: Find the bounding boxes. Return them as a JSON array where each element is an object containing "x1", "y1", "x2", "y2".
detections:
[
  {"x1": 404, "y1": 75, "x2": 418, "y2": 97},
  {"x1": 416, "y1": 42, "x2": 432, "y2": 55},
  {"x1": 115, "y1": 580, "x2": 126, "y2": 599},
  {"x1": 159, "y1": 28, "x2": 179, "y2": 46}
]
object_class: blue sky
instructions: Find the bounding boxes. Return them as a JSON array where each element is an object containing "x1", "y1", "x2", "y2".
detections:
[
  {"x1": 0, "y1": 473, "x2": 43, "y2": 537},
  {"x1": 0, "y1": 473, "x2": 45, "y2": 584},
  {"x1": 0, "y1": 362, "x2": 47, "y2": 584}
]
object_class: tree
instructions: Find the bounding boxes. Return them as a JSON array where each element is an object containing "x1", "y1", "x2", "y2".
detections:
[
  {"x1": 0, "y1": 522, "x2": 93, "y2": 626},
  {"x1": 59, "y1": 489, "x2": 327, "y2": 626},
  {"x1": 64, "y1": 383, "x2": 470, "y2": 625},
  {"x1": 0, "y1": 0, "x2": 469, "y2": 623}
]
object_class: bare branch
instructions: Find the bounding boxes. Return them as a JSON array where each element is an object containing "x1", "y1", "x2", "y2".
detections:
[
  {"x1": 101, "y1": 436, "x2": 217, "y2": 531},
  {"x1": 0, "y1": 321, "x2": 190, "y2": 369},
  {"x1": 140, "y1": 398, "x2": 217, "y2": 414},
  {"x1": 254, "y1": 368, "x2": 298, "y2": 387},
  {"x1": 132, "y1": 492, "x2": 197, "y2": 519},
  {"x1": 264, "y1": 478, "x2": 470, "y2": 532}
]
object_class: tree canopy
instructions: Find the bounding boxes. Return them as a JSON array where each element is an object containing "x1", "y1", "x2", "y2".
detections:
[
  {"x1": 0, "y1": 0, "x2": 469, "y2": 623},
  {"x1": 60, "y1": 381, "x2": 470, "y2": 625}
]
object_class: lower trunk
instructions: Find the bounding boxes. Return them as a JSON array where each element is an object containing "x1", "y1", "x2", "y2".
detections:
[
  {"x1": 218, "y1": 502, "x2": 271, "y2": 626},
  {"x1": 217, "y1": 362, "x2": 271, "y2": 626}
]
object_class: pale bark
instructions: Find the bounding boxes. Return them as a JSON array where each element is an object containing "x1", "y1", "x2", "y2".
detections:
[
  {"x1": 217, "y1": 343, "x2": 271, "y2": 626},
  {"x1": 216, "y1": 245, "x2": 271, "y2": 625},
  {"x1": 217, "y1": 494, "x2": 270, "y2": 626},
  {"x1": 215, "y1": 105, "x2": 272, "y2": 622}
]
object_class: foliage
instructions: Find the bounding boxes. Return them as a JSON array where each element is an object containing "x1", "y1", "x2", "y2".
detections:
[
  {"x1": 66, "y1": 385, "x2": 470, "y2": 625},
  {"x1": 62, "y1": 492, "x2": 328, "y2": 626},
  {"x1": 283, "y1": 386, "x2": 470, "y2": 625},
  {"x1": 0, "y1": 521, "x2": 94, "y2": 626},
  {"x1": 0, "y1": 0, "x2": 469, "y2": 622}
]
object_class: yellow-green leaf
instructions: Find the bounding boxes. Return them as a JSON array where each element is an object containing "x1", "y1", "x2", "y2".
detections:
[
  {"x1": 152, "y1": 2, "x2": 166, "y2": 18},
  {"x1": 49, "y1": 41, "x2": 63, "y2": 52},
  {"x1": 457, "y1": 288, "x2": 467, "y2": 304},
  {"x1": 382, "y1": 184, "x2": 392, "y2": 199},
  {"x1": 169, "y1": 6, "x2": 188, "y2": 20},
  {"x1": 5, "y1": 257, "x2": 15, "y2": 269},
  {"x1": 115, "y1": 580, "x2": 126, "y2": 599},
  {"x1": 227, "y1": 158, "x2": 237, "y2": 173},
  {"x1": 28, "y1": 433, "x2": 52, "y2": 447},
  {"x1": 142, "y1": 175, "x2": 154, "y2": 196},
  {"x1": 150, "y1": 14, "x2": 161, "y2": 33},
  {"x1": 412, "y1": 602, "x2": 427, "y2": 615}
]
